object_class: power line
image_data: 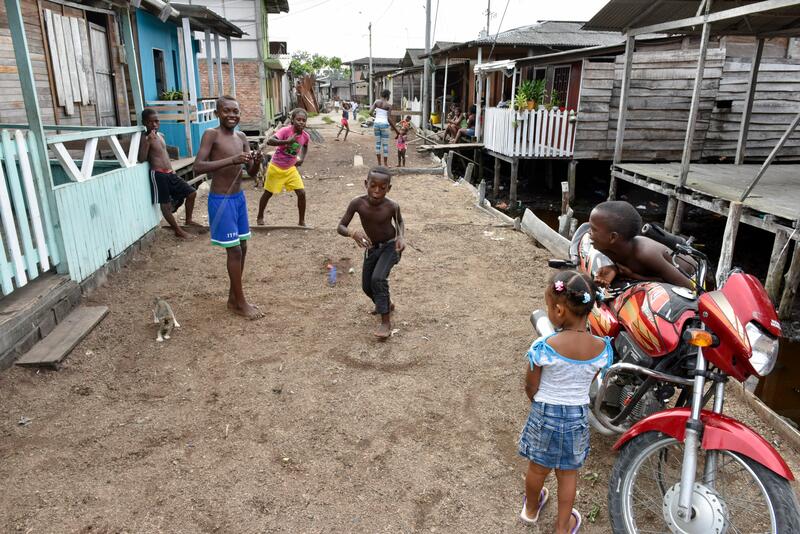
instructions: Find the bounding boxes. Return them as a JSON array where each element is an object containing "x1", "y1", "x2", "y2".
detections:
[
  {"x1": 272, "y1": 0, "x2": 338, "y2": 19},
  {"x1": 374, "y1": 0, "x2": 397, "y2": 25},
  {"x1": 431, "y1": 0, "x2": 440, "y2": 43},
  {"x1": 486, "y1": 0, "x2": 510, "y2": 62}
]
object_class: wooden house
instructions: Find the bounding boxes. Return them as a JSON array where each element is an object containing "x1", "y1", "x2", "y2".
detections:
[
  {"x1": 0, "y1": 0, "x2": 159, "y2": 302},
  {"x1": 133, "y1": 3, "x2": 244, "y2": 156}
]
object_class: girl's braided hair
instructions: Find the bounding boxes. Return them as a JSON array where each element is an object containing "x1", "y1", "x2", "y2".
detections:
[
  {"x1": 547, "y1": 269, "x2": 599, "y2": 317},
  {"x1": 290, "y1": 108, "x2": 308, "y2": 120}
]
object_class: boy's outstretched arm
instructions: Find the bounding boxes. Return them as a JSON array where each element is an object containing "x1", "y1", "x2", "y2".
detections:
[
  {"x1": 644, "y1": 254, "x2": 693, "y2": 289},
  {"x1": 337, "y1": 199, "x2": 371, "y2": 248},
  {"x1": 266, "y1": 133, "x2": 295, "y2": 146},
  {"x1": 393, "y1": 202, "x2": 405, "y2": 252},
  {"x1": 137, "y1": 129, "x2": 155, "y2": 163},
  {"x1": 193, "y1": 130, "x2": 249, "y2": 174}
]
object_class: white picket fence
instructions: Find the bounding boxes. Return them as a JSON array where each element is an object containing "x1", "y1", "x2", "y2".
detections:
[{"x1": 484, "y1": 107, "x2": 576, "y2": 158}]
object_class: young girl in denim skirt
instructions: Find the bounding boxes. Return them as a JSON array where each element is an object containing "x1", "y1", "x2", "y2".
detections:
[{"x1": 518, "y1": 270, "x2": 611, "y2": 533}]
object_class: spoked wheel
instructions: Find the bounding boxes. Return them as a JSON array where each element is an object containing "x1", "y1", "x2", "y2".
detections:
[{"x1": 608, "y1": 432, "x2": 800, "y2": 534}]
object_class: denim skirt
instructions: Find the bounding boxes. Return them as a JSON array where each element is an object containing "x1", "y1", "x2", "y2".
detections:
[{"x1": 518, "y1": 401, "x2": 590, "y2": 470}]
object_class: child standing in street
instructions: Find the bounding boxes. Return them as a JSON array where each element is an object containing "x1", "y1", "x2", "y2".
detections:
[
  {"x1": 193, "y1": 96, "x2": 263, "y2": 319},
  {"x1": 518, "y1": 270, "x2": 611, "y2": 533},
  {"x1": 336, "y1": 101, "x2": 351, "y2": 141},
  {"x1": 256, "y1": 108, "x2": 310, "y2": 226},
  {"x1": 337, "y1": 167, "x2": 405, "y2": 339},
  {"x1": 370, "y1": 90, "x2": 400, "y2": 166},
  {"x1": 396, "y1": 127, "x2": 408, "y2": 167}
]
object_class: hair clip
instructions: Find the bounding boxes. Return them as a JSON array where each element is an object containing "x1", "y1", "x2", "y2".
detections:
[
  {"x1": 596, "y1": 290, "x2": 605, "y2": 301},
  {"x1": 554, "y1": 280, "x2": 565, "y2": 292},
  {"x1": 582, "y1": 292, "x2": 592, "y2": 304}
]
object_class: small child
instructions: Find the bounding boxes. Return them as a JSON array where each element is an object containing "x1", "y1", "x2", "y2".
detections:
[
  {"x1": 137, "y1": 108, "x2": 197, "y2": 239},
  {"x1": 257, "y1": 108, "x2": 310, "y2": 226},
  {"x1": 336, "y1": 102, "x2": 351, "y2": 141},
  {"x1": 396, "y1": 127, "x2": 408, "y2": 167},
  {"x1": 518, "y1": 270, "x2": 611, "y2": 533},
  {"x1": 193, "y1": 96, "x2": 263, "y2": 319},
  {"x1": 337, "y1": 167, "x2": 405, "y2": 339}
]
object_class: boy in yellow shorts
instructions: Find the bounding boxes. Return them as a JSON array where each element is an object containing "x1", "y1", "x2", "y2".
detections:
[{"x1": 256, "y1": 108, "x2": 309, "y2": 226}]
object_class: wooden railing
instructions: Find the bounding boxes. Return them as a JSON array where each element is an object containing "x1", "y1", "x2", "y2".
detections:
[
  {"x1": 145, "y1": 99, "x2": 218, "y2": 124},
  {"x1": 484, "y1": 107, "x2": 576, "y2": 158}
]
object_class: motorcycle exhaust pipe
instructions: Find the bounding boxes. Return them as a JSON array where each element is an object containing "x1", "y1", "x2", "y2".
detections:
[{"x1": 530, "y1": 309, "x2": 555, "y2": 337}]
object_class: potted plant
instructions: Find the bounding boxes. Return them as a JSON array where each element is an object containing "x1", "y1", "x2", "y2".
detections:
[
  {"x1": 514, "y1": 92, "x2": 527, "y2": 113},
  {"x1": 517, "y1": 80, "x2": 535, "y2": 110},
  {"x1": 532, "y1": 79, "x2": 546, "y2": 109}
]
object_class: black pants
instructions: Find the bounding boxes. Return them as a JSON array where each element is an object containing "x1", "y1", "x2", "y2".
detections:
[{"x1": 362, "y1": 240, "x2": 400, "y2": 314}]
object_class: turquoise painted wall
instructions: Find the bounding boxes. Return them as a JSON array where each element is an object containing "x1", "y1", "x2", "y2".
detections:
[
  {"x1": 157, "y1": 118, "x2": 220, "y2": 157},
  {"x1": 136, "y1": 10, "x2": 181, "y2": 102}
]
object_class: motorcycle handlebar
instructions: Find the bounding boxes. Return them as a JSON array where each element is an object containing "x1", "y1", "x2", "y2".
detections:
[{"x1": 642, "y1": 222, "x2": 688, "y2": 250}]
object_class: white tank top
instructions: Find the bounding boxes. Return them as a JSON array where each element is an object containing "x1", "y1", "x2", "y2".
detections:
[{"x1": 374, "y1": 106, "x2": 389, "y2": 125}]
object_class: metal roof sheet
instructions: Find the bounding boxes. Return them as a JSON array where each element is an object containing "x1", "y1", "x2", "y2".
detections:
[{"x1": 171, "y1": 4, "x2": 246, "y2": 37}]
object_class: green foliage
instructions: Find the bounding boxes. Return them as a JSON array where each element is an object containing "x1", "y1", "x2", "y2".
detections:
[
  {"x1": 517, "y1": 80, "x2": 535, "y2": 101},
  {"x1": 160, "y1": 89, "x2": 183, "y2": 101},
  {"x1": 514, "y1": 92, "x2": 527, "y2": 111},
  {"x1": 532, "y1": 79, "x2": 546, "y2": 104},
  {"x1": 322, "y1": 115, "x2": 334, "y2": 124},
  {"x1": 550, "y1": 89, "x2": 562, "y2": 109},
  {"x1": 289, "y1": 51, "x2": 345, "y2": 77}
]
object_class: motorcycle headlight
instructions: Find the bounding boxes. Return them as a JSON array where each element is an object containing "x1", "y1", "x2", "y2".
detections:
[{"x1": 745, "y1": 322, "x2": 780, "y2": 377}]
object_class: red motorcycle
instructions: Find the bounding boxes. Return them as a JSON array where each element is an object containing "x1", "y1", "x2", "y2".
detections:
[{"x1": 533, "y1": 222, "x2": 799, "y2": 533}]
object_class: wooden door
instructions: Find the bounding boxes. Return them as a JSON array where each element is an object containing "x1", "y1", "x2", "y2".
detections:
[{"x1": 89, "y1": 23, "x2": 117, "y2": 126}]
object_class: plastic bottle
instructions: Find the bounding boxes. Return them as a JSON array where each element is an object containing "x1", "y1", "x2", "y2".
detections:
[{"x1": 327, "y1": 264, "x2": 337, "y2": 286}]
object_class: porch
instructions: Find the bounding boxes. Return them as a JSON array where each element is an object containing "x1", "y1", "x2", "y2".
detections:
[{"x1": 483, "y1": 107, "x2": 576, "y2": 159}]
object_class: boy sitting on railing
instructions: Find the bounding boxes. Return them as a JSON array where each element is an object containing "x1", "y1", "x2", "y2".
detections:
[{"x1": 138, "y1": 108, "x2": 198, "y2": 239}]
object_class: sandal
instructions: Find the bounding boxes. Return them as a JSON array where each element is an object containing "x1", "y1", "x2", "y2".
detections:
[
  {"x1": 519, "y1": 487, "x2": 549, "y2": 524},
  {"x1": 570, "y1": 508, "x2": 582, "y2": 533}
]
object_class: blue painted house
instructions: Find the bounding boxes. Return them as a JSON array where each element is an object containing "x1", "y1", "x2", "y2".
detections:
[{"x1": 134, "y1": 4, "x2": 244, "y2": 156}]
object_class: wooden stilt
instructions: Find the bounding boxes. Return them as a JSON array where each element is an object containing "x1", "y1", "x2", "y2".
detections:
[
  {"x1": 779, "y1": 241, "x2": 800, "y2": 320},
  {"x1": 446, "y1": 151, "x2": 454, "y2": 180},
  {"x1": 664, "y1": 195, "x2": 678, "y2": 230},
  {"x1": 510, "y1": 157, "x2": 519, "y2": 205},
  {"x1": 715, "y1": 201, "x2": 743, "y2": 287},
  {"x1": 558, "y1": 181, "x2": 574, "y2": 238},
  {"x1": 478, "y1": 179, "x2": 486, "y2": 205},
  {"x1": 493, "y1": 156, "x2": 501, "y2": 198},
  {"x1": 765, "y1": 227, "x2": 790, "y2": 303},
  {"x1": 567, "y1": 160, "x2": 577, "y2": 203},
  {"x1": 672, "y1": 199, "x2": 686, "y2": 233},
  {"x1": 608, "y1": 173, "x2": 618, "y2": 200},
  {"x1": 464, "y1": 162, "x2": 474, "y2": 183}
]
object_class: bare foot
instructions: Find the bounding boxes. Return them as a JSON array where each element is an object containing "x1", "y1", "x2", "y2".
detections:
[
  {"x1": 185, "y1": 220, "x2": 204, "y2": 227},
  {"x1": 175, "y1": 229, "x2": 194, "y2": 239},
  {"x1": 256, "y1": 218, "x2": 265, "y2": 226},
  {"x1": 227, "y1": 301, "x2": 263, "y2": 320},
  {"x1": 298, "y1": 221, "x2": 306, "y2": 227},
  {"x1": 374, "y1": 321, "x2": 391, "y2": 340},
  {"x1": 370, "y1": 302, "x2": 395, "y2": 315}
]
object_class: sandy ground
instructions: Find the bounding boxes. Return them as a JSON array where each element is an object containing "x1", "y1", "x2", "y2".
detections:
[{"x1": 1, "y1": 114, "x2": 798, "y2": 533}]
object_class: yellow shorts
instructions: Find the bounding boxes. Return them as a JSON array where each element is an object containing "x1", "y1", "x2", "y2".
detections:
[{"x1": 265, "y1": 163, "x2": 304, "y2": 194}]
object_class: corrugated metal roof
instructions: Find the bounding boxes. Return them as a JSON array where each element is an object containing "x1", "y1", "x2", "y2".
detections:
[
  {"x1": 266, "y1": 0, "x2": 290, "y2": 14},
  {"x1": 427, "y1": 21, "x2": 623, "y2": 57},
  {"x1": 171, "y1": 4, "x2": 245, "y2": 37},
  {"x1": 347, "y1": 57, "x2": 402, "y2": 67},
  {"x1": 584, "y1": 0, "x2": 800, "y2": 36}
]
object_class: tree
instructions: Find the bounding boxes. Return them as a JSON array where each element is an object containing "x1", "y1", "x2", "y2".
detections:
[{"x1": 288, "y1": 51, "x2": 344, "y2": 77}]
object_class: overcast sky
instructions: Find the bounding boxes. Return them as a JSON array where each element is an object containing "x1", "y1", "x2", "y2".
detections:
[{"x1": 267, "y1": 0, "x2": 612, "y2": 61}]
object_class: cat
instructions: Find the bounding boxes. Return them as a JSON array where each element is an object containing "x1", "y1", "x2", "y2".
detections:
[{"x1": 152, "y1": 297, "x2": 180, "y2": 342}]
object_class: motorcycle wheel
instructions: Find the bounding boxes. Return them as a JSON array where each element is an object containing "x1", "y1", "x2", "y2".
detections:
[{"x1": 608, "y1": 431, "x2": 800, "y2": 534}]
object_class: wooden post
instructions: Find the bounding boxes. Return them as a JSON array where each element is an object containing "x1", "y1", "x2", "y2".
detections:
[
  {"x1": 558, "y1": 181, "x2": 574, "y2": 238},
  {"x1": 740, "y1": 111, "x2": 800, "y2": 202},
  {"x1": 475, "y1": 47, "x2": 483, "y2": 140},
  {"x1": 464, "y1": 162, "x2": 474, "y2": 183},
  {"x1": 779, "y1": 241, "x2": 800, "y2": 319},
  {"x1": 510, "y1": 157, "x2": 519, "y2": 204},
  {"x1": 735, "y1": 38, "x2": 763, "y2": 165},
  {"x1": 5, "y1": 0, "x2": 65, "y2": 271},
  {"x1": 120, "y1": 8, "x2": 144, "y2": 120},
  {"x1": 672, "y1": 198, "x2": 686, "y2": 233},
  {"x1": 716, "y1": 201, "x2": 743, "y2": 287},
  {"x1": 177, "y1": 26, "x2": 193, "y2": 156},
  {"x1": 493, "y1": 156, "x2": 501, "y2": 198},
  {"x1": 446, "y1": 150, "x2": 454, "y2": 179},
  {"x1": 442, "y1": 57, "x2": 449, "y2": 117},
  {"x1": 181, "y1": 18, "x2": 198, "y2": 107},
  {"x1": 227, "y1": 36, "x2": 236, "y2": 97},
  {"x1": 610, "y1": 35, "x2": 634, "y2": 200},
  {"x1": 205, "y1": 29, "x2": 215, "y2": 96},
  {"x1": 678, "y1": 15, "x2": 711, "y2": 187},
  {"x1": 664, "y1": 195, "x2": 678, "y2": 230},
  {"x1": 214, "y1": 33, "x2": 223, "y2": 97},
  {"x1": 567, "y1": 160, "x2": 577, "y2": 202},
  {"x1": 765, "y1": 227, "x2": 790, "y2": 303},
  {"x1": 478, "y1": 179, "x2": 486, "y2": 204}
]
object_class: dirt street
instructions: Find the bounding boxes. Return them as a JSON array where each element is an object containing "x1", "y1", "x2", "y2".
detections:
[{"x1": 1, "y1": 116, "x2": 798, "y2": 533}]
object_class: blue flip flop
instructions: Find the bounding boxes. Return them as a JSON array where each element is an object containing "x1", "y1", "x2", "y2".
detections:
[
  {"x1": 519, "y1": 487, "x2": 549, "y2": 524},
  {"x1": 570, "y1": 508, "x2": 582, "y2": 533}
]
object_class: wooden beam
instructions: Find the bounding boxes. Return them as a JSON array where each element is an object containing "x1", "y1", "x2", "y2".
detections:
[
  {"x1": 510, "y1": 157, "x2": 519, "y2": 204},
  {"x1": 779, "y1": 240, "x2": 800, "y2": 319},
  {"x1": 716, "y1": 201, "x2": 743, "y2": 287},
  {"x1": 204, "y1": 29, "x2": 215, "y2": 96},
  {"x1": 181, "y1": 18, "x2": 197, "y2": 106},
  {"x1": 610, "y1": 36, "x2": 634, "y2": 200},
  {"x1": 740, "y1": 111, "x2": 800, "y2": 202},
  {"x1": 735, "y1": 38, "x2": 763, "y2": 165},
  {"x1": 80, "y1": 137, "x2": 98, "y2": 179},
  {"x1": 664, "y1": 195, "x2": 678, "y2": 230},
  {"x1": 227, "y1": 36, "x2": 236, "y2": 97},
  {"x1": 214, "y1": 33, "x2": 223, "y2": 97},
  {"x1": 765, "y1": 227, "x2": 790, "y2": 302},
  {"x1": 493, "y1": 156, "x2": 501, "y2": 198},
  {"x1": 475, "y1": 47, "x2": 483, "y2": 140},
  {"x1": 672, "y1": 197, "x2": 686, "y2": 233},
  {"x1": 567, "y1": 160, "x2": 577, "y2": 202},
  {"x1": 177, "y1": 25, "x2": 192, "y2": 156},
  {"x1": 678, "y1": 18, "x2": 711, "y2": 187}
]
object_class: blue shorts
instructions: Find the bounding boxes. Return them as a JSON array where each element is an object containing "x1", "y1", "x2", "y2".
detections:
[
  {"x1": 518, "y1": 401, "x2": 590, "y2": 470},
  {"x1": 208, "y1": 191, "x2": 250, "y2": 248}
]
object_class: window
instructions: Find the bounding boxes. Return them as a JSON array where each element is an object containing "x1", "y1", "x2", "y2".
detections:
[
  {"x1": 552, "y1": 66, "x2": 570, "y2": 106},
  {"x1": 153, "y1": 49, "x2": 167, "y2": 97}
]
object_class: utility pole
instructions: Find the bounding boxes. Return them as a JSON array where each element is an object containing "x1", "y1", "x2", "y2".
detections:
[
  {"x1": 368, "y1": 22, "x2": 373, "y2": 105},
  {"x1": 422, "y1": 0, "x2": 431, "y2": 129},
  {"x1": 486, "y1": 0, "x2": 491, "y2": 35}
]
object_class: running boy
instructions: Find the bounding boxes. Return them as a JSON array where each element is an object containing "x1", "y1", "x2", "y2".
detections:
[
  {"x1": 589, "y1": 201, "x2": 693, "y2": 289},
  {"x1": 138, "y1": 108, "x2": 197, "y2": 239},
  {"x1": 518, "y1": 270, "x2": 611, "y2": 533},
  {"x1": 336, "y1": 101, "x2": 351, "y2": 141},
  {"x1": 396, "y1": 127, "x2": 408, "y2": 167},
  {"x1": 337, "y1": 167, "x2": 405, "y2": 339},
  {"x1": 193, "y1": 96, "x2": 263, "y2": 319},
  {"x1": 256, "y1": 108, "x2": 309, "y2": 226}
]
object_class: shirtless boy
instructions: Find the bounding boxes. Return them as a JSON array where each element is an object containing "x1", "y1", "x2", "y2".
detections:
[
  {"x1": 193, "y1": 96, "x2": 263, "y2": 319},
  {"x1": 138, "y1": 108, "x2": 197, "y2": 239},
  {"x1": 337, "y1": 167, "x2": 405, "y2": 339},
  {"x1": 589, "y1": 201, "x2": 693, "y2": 289}
]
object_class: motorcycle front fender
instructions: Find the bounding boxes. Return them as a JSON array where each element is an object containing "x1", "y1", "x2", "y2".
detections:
[{"x1": 612, "y1": 407, "x2": 794, "y2": 481}]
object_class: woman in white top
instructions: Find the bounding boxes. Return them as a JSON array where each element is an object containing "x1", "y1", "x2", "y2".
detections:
[
  {"x1": 517, "y1": 270, "x2": 612, "y2": 533},
  {"x1": 369, "y1": 89, "x2": 400, "y2": 166}
]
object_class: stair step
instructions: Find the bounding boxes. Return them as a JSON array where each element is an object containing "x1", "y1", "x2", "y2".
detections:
[{"x1": 15, "y1": 306, "x2": 108, "y2": 368}]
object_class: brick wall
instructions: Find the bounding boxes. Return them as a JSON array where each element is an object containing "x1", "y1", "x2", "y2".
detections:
[{"x1": 198, "y1": 59, "x2": 263, "y2": 130}]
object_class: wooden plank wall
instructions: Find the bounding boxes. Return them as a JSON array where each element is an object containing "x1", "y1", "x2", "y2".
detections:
[
  {"x1": 573, "y1": 59, "x2": 614, "y2": 160},
  {"x1": 575, "y1": 48, "x2": 726, "y2": 161},
  {"x1": 703, "y1": 58, "x2": 800, "y2": 160}
]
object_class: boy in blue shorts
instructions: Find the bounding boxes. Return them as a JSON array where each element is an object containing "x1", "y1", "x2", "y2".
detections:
[{"x1": 194, "y1": 96, "x2": 263, "y2": 319}]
